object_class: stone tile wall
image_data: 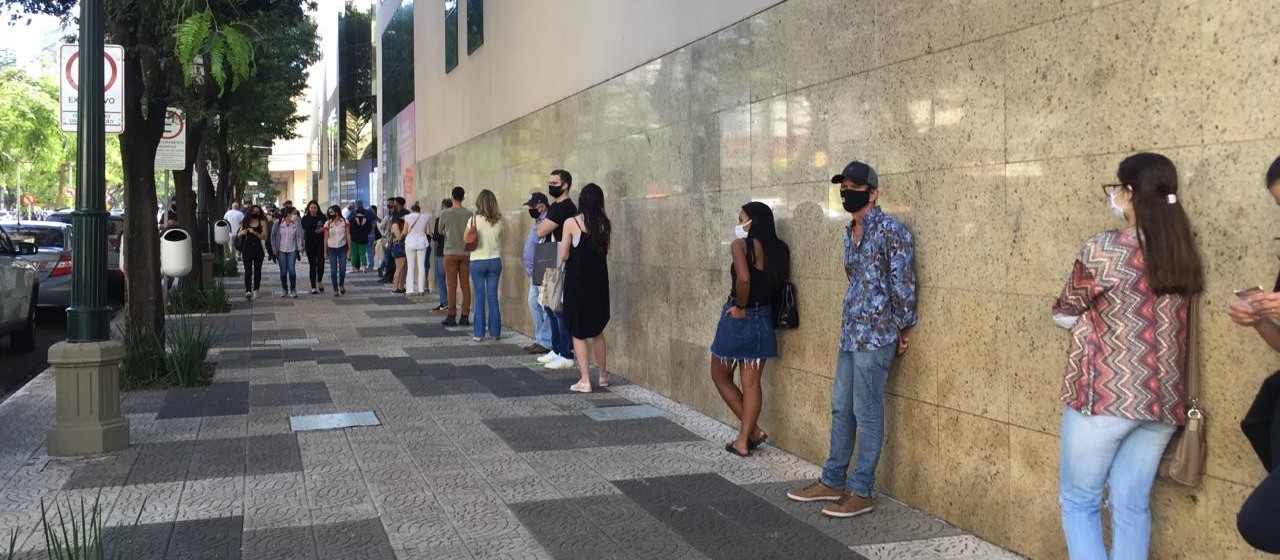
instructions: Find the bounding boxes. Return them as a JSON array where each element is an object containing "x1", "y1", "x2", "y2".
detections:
[{"x1": 413, "y1": 1, "x2": 1280, "y2": 557}]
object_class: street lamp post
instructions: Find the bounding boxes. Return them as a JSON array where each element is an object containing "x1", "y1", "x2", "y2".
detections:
[{"x1": 46, "y1": 0, "x2": 129, "y2": 456}]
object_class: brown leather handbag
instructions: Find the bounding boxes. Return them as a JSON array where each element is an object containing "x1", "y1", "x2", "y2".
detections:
[
  {"x1": 1159, "y1": 295, "x2": 1206, "y2": 487},
  {"x1": 463, "y1": 216, "x2": 479, "y2": 252}
]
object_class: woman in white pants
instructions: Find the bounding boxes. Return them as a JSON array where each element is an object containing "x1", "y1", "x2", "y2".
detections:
[{"x1": 403, "y1": 202, "x2": 432, "y2": 295}]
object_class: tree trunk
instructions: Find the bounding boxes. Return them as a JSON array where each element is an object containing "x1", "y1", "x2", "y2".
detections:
[
  {"x1": 117, "y1": 44, "x2": 168, "y2": 341},
  {"x1": 55, "y1": 162, "x2": 70, "y2": 209},
  {"x1": 171, "y1": 118, "x2": 206, "y2": 288}
]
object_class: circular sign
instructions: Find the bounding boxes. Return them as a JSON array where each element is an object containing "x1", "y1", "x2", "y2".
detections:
[
  {"x1": 20, "y1": 194, "x2": 35, "y2": 206},
  {"x1": 64, "y1": 51, "x2": 119, "y2": 92},
  {"x1": 162, "y1": 108, "x2": 185, "y2": 140}
]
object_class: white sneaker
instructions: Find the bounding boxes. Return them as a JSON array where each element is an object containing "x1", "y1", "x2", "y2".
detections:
[
  {"x1": 545, "y1": 357, "x2": 575, "y2": 370},
  {"x1": 290, "y1": 292, "x2": 298, "y2": 298},
  {"x1": 537, "y1": 351, "x2": 558, "y2": 364}
]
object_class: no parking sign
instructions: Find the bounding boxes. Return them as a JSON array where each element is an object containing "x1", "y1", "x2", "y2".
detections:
[{"x1": 59, "y1": 44, "x2": 125, "y2": 134}]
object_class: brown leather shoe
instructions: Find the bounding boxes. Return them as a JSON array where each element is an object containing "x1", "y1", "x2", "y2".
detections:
[
  {"x1": 821, "y1": 492, "x2": 874, "y2": 518},
  {"x1": 526, "y1": 344, "x2": 550, "y2": 355},
  {"x1": 785, "y1": 480, "x2": 843, "y2": 502}
]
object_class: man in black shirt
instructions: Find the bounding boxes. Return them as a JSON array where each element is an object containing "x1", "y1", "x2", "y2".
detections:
[{"x1": 534, "y1": 169, "x2": 578, "y2": 369}]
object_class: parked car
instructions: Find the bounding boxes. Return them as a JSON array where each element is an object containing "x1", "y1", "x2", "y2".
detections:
[
  {"x1": 0, "y1": 226, "x2": 39, "y2": 351},
  {"x1": 40, "y1": 211, "x2": 125, "y2": 301},
  {"x1": 2, "y1": 222, "x2": 73, "y2": 309}
]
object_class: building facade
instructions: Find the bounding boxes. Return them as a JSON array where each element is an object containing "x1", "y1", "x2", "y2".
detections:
[{"x1": 389, "y1": 1, "x2": 1280, "y2": 558}]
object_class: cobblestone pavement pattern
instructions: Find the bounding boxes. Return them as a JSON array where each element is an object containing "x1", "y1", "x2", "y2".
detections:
[{"x1": 0, "y1": 262, "x2": 1025, "y2": 559}]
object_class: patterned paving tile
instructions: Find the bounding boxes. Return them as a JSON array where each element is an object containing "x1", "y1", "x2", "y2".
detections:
[
  {"x1": 0, "y1": 259, "x2": 1016, "y2": 560},
  {"x1": 484, "y1": 415, "x2": 702, "y2": 452},
  {"x1": 853, "y1": 536, "x2": 1025, "y2": 560},
  {"x1": 155, "y1": 382, "x2": 251, "y2": 419}
]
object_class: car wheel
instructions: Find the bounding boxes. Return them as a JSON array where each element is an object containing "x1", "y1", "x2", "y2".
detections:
[{"x1": 11, "y1": 286, "x2": 37, "y2": 353}]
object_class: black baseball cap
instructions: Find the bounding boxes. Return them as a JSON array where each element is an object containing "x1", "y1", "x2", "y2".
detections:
[
  {"x1": 525, "y1": 192, "x2": 549, "y2": 207},
  {"x1": 831, "y1": 160, "x2": 879, "y2": 188}
]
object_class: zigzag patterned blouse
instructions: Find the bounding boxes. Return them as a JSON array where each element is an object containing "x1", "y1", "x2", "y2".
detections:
[{"x1": 1052, "y1": 228, "x2": 1189, "y2": 425}]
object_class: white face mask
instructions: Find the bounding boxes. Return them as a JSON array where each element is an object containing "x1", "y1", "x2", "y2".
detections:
[
  {"x1": 1109, "y1": 191, "x2": 1128, "y2": 221},
  {"x1": 734, "y1": 221, "x2": 751, "y2": 240}
]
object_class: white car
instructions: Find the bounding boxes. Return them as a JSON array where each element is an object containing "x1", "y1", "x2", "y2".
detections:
[{"x1": 0, "y1": 226, "x2": 39, "y2": 351}]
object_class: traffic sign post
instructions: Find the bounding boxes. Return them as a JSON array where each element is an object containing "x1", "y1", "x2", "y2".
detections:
[
  {"x1": 155, "y1": 108, "x2": 186, "y2": 170},
  {"x1": 59, "y1": 44, "x2": 124, "y2": 134}
]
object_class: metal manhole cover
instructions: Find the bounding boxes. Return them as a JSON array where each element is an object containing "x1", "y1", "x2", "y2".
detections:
[
  {"x1": 260, "y1": 338, "x2": 319, "y2": 347},
  {"x1": 289, "y1": 411, "x2": 381, "y2": 432}
]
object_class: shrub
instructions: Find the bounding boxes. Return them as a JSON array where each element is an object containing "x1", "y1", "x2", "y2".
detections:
[
  {"x1": 162, "y1": 318, "x2": 220, "y2": 387},
  {"x1": 212, "y1": 251, "x2": 238, "y2": 277},
  {"x1": 115, "y1": 323, "x2": 165, "y2": 390},
  {"x1": 165, "y1": 280, "x2": 229, "y2": 315}
]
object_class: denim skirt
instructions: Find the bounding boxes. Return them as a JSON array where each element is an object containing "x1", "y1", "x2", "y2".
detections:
[{"x1": 710, "y1": 301, "x2": 778, "y2": 364}]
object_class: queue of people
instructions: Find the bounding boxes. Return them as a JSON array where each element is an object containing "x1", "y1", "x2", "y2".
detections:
[{"x1": 223, "y1": 151, "x2": 1277, "y2": 558}]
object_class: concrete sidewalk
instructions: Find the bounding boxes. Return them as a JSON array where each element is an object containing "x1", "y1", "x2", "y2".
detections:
[{"x1": 0, "y1": 264, "x2": 1023, "y2": 559}]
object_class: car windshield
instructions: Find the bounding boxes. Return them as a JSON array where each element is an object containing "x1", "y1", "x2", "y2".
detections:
[{"x1": 5, "y1": 226, "x2": 65, "y2": 248}]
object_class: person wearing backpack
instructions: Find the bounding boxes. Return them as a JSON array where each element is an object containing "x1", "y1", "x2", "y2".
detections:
[
  {"x1": 787, "y1": 160, "x2": 917, "y2": 520},
  {"x1": 711, "y1": 201, "x2": 790, "y2": 457}
]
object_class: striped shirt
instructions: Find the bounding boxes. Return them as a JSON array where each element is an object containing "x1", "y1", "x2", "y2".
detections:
[{"x1": 1052, "y1": 228, "x2": 1189, "y2": 425}]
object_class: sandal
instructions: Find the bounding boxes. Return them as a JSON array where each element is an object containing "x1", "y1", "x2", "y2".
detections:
[
  {"x1": 598, "y1": 377, "x2": 611, "y2": 388},
  {"x1": 724, "y1": 442, "x2": 752, "y2": 457},
  {"x1": 748, "y1": 433, "x2": 769, "y2": 450},
  {"x1": 569, "y1": 382, "x2": 592, "y2": 393}
]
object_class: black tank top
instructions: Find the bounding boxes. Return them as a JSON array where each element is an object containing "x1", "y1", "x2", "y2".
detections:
[{"x1": 730, "y1": 239, "x2": 771, "y2": 306}]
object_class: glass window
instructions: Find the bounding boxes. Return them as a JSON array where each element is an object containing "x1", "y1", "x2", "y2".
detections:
[
  {"x1": 466, "y1": 0, "x2": 483, "y2": 54},
  {"x1": 5, "y1": 226, "x2": 65, "y2": 248},
  {"x1": 444, "y1": 0, "x2": 458, "y2": 73}
]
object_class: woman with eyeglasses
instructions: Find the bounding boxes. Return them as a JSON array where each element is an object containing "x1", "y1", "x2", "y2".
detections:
[{"x1": 1051, "y1": 153, "x2": 1203, "y2": 559}]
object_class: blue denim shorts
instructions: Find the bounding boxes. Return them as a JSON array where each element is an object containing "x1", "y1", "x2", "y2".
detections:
[{"x1": 710, "y1": 300, "x2": 778, "y2": 365}]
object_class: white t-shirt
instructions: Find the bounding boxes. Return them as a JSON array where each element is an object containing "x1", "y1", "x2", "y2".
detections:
[
  {"x1": 223, "y1": 208, "x2": 244, "y2": 234},
  {"x1": 325, "y1": 218, "x2": 348, "y2": 248},
  {"x1": 404, "y1": 211, "x2": 431, "y2": 250}
]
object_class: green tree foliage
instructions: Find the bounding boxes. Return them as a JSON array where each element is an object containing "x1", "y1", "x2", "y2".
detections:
[{"x1": 175, "y1": 8, "x2": 254, "y2": 96}]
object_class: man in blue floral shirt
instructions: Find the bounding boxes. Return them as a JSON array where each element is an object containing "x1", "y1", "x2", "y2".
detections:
[{"x1": 788, "y1": 160, "x2": 918, "y2": 519}]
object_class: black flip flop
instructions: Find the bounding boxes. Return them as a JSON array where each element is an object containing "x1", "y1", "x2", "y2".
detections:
[
  {"x1": 725, "y1": 443, "x2": 751, "y2": 457},
  {"x1": 747, "y1": 434, "x2": 769, "y2": 450}
]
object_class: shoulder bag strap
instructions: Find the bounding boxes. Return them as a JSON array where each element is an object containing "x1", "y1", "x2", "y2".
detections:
[{"x1": 1185, "y1": 294, "x2": 1201, "y2": 405}]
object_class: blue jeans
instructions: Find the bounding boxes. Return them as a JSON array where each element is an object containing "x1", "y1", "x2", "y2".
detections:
[
  {"x1": 470, "y1": 258, "x2": 502, "y2": 338},
  {"x1": 820, "y1": 343, "x2": 896, "y2": 497},
  {"x1": 1059, "y1": 407, "x2": 1176, "y2": 560},
  {"x1": 545, "y1": 307, "x2": 573, "y2": 359},
  {"x1": 528, "y1": 283, "x2": 552, "y2": 348},
  {"x1": 278, "y1": 250, "x2": 297, "y2": 292},
  {"x1": 434, "y1": 254, "x2": 447, "y2": 306},
  {"x1": 365, "y1": 241, "x2": 375, "y2": 271},
  {"x1": 327, "y1": 246, "x2": 347, "y2": 290}
]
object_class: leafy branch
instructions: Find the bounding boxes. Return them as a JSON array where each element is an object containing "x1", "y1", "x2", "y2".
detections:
[{"x1": 174, "y1": 8, "x2": 256, "y2": 96}]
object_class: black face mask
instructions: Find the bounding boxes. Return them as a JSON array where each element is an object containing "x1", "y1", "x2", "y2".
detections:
[
  {"x1": 548, "y1": 185, "x2": 565, "y2": 198},
  {"x1": 528, "y1": 208, "x2": 540, "y2": 219},
  {"x1": 841, "y1": 189, "x2": 873, "y2": 214}
]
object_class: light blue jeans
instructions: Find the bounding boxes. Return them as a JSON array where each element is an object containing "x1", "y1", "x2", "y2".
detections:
[
  {"x1": 820, "y1": 343, "x2": 896, "y2": 497},
  {"x1": 277, "y1": 250, "x2": 297, "y2": 293},
  {"x1": 469, "y1": 257, "x2": 502, "y2": 338},
  {"x1": 528, "y1": 283, "x2": 552, "y2": 348},
  {"x1": 1059, "y1": 407, "x2": 1176, "y2": 560}
]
